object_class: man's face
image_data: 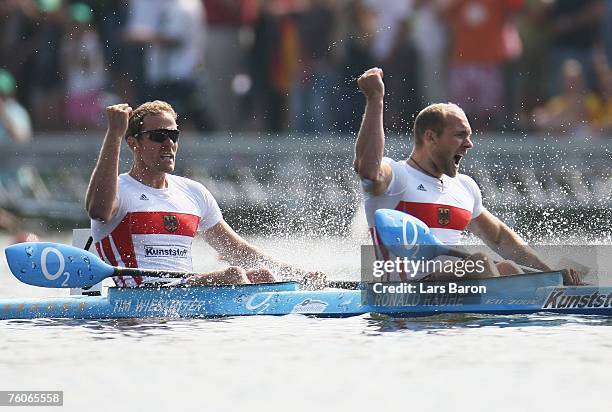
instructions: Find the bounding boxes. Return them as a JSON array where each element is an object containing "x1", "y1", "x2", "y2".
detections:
[
  {"x1": 430, "y1": 111, "x2": 473, "y2": 177},
  {"x1": 133, "y1": 112, "x2": 178, "y2": 174}
]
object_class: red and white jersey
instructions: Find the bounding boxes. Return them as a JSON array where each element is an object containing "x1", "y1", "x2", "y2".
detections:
[
  {"x1": 91, "y1": 173, "x2": 222, "y2": 287},
  {"x1": 363, "y1": 158, "x2": 484, "y2": 280}
]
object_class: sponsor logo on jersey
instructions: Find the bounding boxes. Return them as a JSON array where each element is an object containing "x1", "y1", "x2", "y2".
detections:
[
  {"x1": 163, "y1": 215, "x2": 178, "y2": 232},
  {"x1": 144, "y1": 245, "x2": 189, "y2": 258},
  {"x1": 140, "y1": 194, "x2": 149, "y2": 201},
  {"x1": 438, "y1": 207, "x2": 450, "y2": 226},
  {"x1": 417, "y1": 184, "x2": 427, "y2": 192}
]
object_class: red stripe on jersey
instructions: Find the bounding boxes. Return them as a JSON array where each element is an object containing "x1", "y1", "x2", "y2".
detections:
[
  {"x1": 110, "y1": 221, "x2": 138, "y2": 268},
  {"x1": 110, "y1": 220, "x2": 142, "y2": 285},
  {"x1": 369, "y1": 227, "x2": 378, "y2": 245},
  {"x1": 369, "y1": 228, "x2": 408, "y2": 280},
  {"x1": 369, "y1": 228, "x2": 389, "y2": 260},
  {"x1": 95, "y1": 242, "x2": 103, "y2": 261},
  {"x1": 125, "y1": 212, "x2": 200, "y2": 237},
  {"x1": 100, "y1": 238, "x2": 118, "y2": 266},
  {"x1": 96, "y1": 241, "x2": 121, "y2": 286},
  {"x1": 395, "y1": 201, "x2": 472, "y2": 231}
]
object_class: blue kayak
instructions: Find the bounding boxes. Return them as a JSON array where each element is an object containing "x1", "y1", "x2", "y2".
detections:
[{"x1": 1, "y1": 272, "x2": 611, "y2": 319}]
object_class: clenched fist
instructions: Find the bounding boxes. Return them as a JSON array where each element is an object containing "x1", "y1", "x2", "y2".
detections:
[
  {"x1": 105, "y1": 103, "x2": 133, "y2": 139},
  {"x1": 357, "y1": 67, "x2": 385, "y2": 100}
]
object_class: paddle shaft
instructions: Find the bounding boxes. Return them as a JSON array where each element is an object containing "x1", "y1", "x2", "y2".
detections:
[
  {"x1": 114, "y1": 267, "x2": 360, "y2": 289},
  {"x1": 112, "y1": 267, "x2": 197, "y2": 279}
]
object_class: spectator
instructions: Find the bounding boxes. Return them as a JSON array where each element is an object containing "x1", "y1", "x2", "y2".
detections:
[
  {"x1": 370, "y1": 0, "x2": 419, "y2": 133},
  {"x1": 61, "y1": 2, "x2": 106, "y2": 129},
  {"x1": 335, "y1": 0, "x2": 377, "y2": 133},
  {"x1": 248, "y1": 0, "x2": 301, "y2": 132},
  {"x1": 90, "y1": 0, "x2": 142, "y2": 104},
  {"x1": 0, "y1": 69, "x2": 33, "y2": 144},
  {"x1": 603, "y1": 0, "x2": 612, "y2": 65},
  {"x1": 289, "y1": 0, "x2": 339, "y2": 133},
  {"x1": 0, "y1": 0, "x2": 39, "y2": 108},
  {"x1": 204, "y1": 0, "x2": 258, "y2": 132},
  {"x1": 413, "y1": 0, "x2": 448, "y2": 105},
  {"x1": 514, "y1": 0, "x2": 550, "y2": 129},
  {"x1": 4, "y1": 0, "x2": 611, "y2": 136},
  {"x1": 445, "y1": 0, "x2": 522, "y2": 131},
  {"x1": 591, "y1": 51, "x2": 612, "y2": 137},
  {"x1": 545, "y1": 0, "x2": 604, "y2": 95},
  {"x1": 27, "y1": 0, "x2": 67, "y2": 131},
  {"x1": 124, "y1": 0, "x2": 206, "y2": 129},
  {"x1": 532, "y1": 59, "x2": 602, "y2": 136}
]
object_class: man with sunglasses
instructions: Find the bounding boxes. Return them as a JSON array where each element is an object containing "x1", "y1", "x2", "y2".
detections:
[{"x1": 86, "y1": 101, "x2": 325, "y2": 287}]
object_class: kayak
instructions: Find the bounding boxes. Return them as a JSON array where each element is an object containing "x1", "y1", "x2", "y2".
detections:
[
  {"x1": 1, "y1": 271, "x2": 611, "y2": 320},
  {"x1": 2, "y1": 207, "x2": 610, "y2": 320}
]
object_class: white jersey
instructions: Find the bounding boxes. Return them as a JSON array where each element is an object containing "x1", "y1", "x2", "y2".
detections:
[
  {"x1": 91, "y1": 173, "x2": 222, "y2": 286},
  {"x1": 363, "y1": 158, "x2": 485, "y2": 280}
]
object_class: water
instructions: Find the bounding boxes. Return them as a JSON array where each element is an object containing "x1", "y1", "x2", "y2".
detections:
[{"x1": 1, "y1": 233, "x2": 611, "y2": 412}]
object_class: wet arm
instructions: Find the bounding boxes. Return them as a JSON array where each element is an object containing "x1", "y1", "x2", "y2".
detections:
[
  {"x1": 85, "y1": 104, "x2": 131, "y2": 221},
  {"x1": 353, "y1": 68, "x2": 392, "y2": 195},
  {"x1": 203, "y1": 220, "x2": 311, "y2": 280},
  {"x1": 468, "y1": 210, "x2": 551, "y2": 271}
]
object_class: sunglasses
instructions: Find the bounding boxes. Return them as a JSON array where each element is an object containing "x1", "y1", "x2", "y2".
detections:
[{"x1": 136, "y1": 129, "x2": 180, "y2": 143}]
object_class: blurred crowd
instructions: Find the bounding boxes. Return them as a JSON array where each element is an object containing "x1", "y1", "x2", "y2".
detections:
[{"x1": 2, "y1": 0, "x2": 612, "y2": 142}]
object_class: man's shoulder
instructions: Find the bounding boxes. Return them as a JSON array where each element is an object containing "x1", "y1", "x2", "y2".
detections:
[
  {"x1": 167, "y1": 173, "x2": 197, "y2": 185},
  {"x1": 117, "y1": 173, "x2": 134, "y2": 187},
  {"x1": 452, "y1": 173, "x2": 481, "y2": 194},
  {"x1": 168, "y1": 174, "x2": 199, "y2": 188},
  {"x1": 382, "y1": 157, "x2": 410, "y2": 175},
  {"x1": 454, "y1": 172, "x2": 477, "y2": 183},
  {"x1": 382, "y1": 156, "x2": 402, "y2": 166},
  {"x1": 168, "y1": 174, "x2": 212, "y2": 195}
]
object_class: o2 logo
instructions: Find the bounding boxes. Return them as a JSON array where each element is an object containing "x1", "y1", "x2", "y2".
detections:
[
  {"x1": 401, "y1": 216, "x2": 421, "y2": 258},
  {"x1": 402, "y1": 216, "x2": 418, "y2": 248},
  {"x1": 40, "y1": 247, "x2": 71, "y2": 287},
  {"x1": 245, "y1": 293, "x2": 273, "y2": 313}
]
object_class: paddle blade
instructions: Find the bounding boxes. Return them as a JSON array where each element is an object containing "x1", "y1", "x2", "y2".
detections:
[
  {"x1": 5, "y1": 242, "x2": 114, "y2": 288},
  {"x1": 374, "y1": 209, "x2": 445, "y2": 259}
]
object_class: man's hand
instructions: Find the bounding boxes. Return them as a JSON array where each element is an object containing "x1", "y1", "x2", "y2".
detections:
[
  {"x1": 357, "y1": 67, "x2": 385, "y2": 100},
  {"x1": 561, "y1": 268, "x2": 581, "y2": 286},
  {"x1": 106, "y1": 103, "x2": 132, "y2": 139},
  {"x1": 301, "y1": 271, "x2": 328, "y2": 290}
]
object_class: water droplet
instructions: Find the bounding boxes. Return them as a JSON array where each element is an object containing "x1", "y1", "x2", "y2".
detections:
[
  {"x1": 68, "y1": 256, "x2": 75, "y2": 263},
  {"x1": 78, "y1": 269, "x2": 83, "y2": 277},
  {"x1": 25, "y1": 246, "x2": 34, "y2": 257},
  {"x1": 31, "y1": 262, "x2": 37, "y2": 269},
  {"x1": 82, "y1": 257, "x2": 90, "y2": 265}
]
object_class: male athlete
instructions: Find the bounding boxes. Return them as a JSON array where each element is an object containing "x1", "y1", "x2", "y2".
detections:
[
  {"x1": 86, "y1": 101, "x2": 323, "y2": 287},
  {"x1": 353, "y1": 68, "x2": 579, "y2": 284}
]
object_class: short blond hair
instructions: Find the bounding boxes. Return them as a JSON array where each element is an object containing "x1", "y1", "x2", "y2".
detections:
[
  {"x1": 413, "y1": 103, "x2": 464, "y2": 146},
  {"x1": 126, "y1": 100, "x2": 177, "y2": 139}
]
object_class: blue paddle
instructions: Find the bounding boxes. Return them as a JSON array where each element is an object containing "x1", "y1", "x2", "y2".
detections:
[
  {"x1": 374, "y1": 209, "x2": 540, "y2": 273},
  {"x1": 4, "y1": 242, "x2": 358, "y2": 289},
  {"x1": 374, "y1": 209, "x2": 465, "y2": 260},
  {"x1": 4, "y1": 242, "x2": 189, "y2": 288}
]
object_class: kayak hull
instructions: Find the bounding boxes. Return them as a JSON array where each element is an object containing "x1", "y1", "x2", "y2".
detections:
[{"x1": 2, "y1": 273, "x2": 611, "y2": 320}]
